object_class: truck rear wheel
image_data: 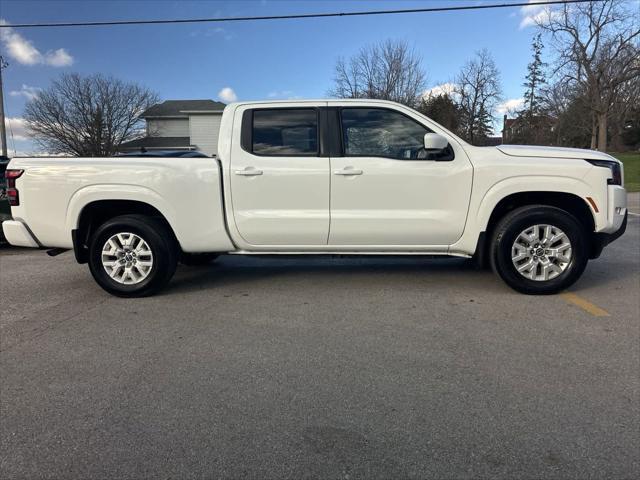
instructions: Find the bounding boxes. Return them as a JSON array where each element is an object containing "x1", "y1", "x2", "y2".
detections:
[
  {"x1": 88, "y1": 214, "x2": 178, "y2": 297},
  {"x1": 490, "y1": 205, "x2": 589, "y2": 295}
]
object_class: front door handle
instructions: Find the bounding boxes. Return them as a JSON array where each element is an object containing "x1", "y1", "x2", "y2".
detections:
[
  {"x1": 235, "y1": 167, "x2": 263, "y2": 176},
  {"x1": 333, "y1": 167, "x2": 363, "y2": 176}
]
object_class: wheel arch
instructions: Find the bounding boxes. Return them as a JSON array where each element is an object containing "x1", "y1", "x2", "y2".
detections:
[
  {"x1": 72, "y1": 199, "x2": 179, "y2": 264},
  {"x1": 473, "y1": 191, "x2": 597, "y2": 268},
  {"x1": 486, "y1": 191, "x2": 595, "y2": 236}
]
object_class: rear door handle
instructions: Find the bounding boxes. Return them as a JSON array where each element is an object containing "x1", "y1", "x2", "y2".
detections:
[
  {"x1": 235, "y1": 167, "x2": 263, "y2": 176},
  {"x1": 333, "y1": 168, "x2": 363, "y2": 176}
]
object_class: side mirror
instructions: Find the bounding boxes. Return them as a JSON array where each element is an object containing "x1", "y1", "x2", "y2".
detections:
[{"x1": 424, "y1": 133, "x2": 449, "y2": 151}]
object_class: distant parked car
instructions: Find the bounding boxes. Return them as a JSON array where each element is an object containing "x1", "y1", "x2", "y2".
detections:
[
  {"x1": 1, "y1": 155, "x2": 11, "y2": 200},
  {"x1": 0, "y1": 155, "x2": 12, "y2": 243},
  {"x1": 117, "y1": 150, "x2": 210, "y2": 158}
]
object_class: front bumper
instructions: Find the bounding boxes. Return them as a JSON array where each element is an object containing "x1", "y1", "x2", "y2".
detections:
[
  {"x1": 590, "y1": 211, "x2": 627, "y2": 259},
  {"x1": 600, "y1": 185, "x2": 627, "y2": 233},
  {"x1": 1, "y1": 220, "x2": 40, "y2": 248}
]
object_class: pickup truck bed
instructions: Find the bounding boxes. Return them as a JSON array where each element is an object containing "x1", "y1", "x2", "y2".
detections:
[{"x1": 4, "y1": 156, "x2": 233, "y2": 252}]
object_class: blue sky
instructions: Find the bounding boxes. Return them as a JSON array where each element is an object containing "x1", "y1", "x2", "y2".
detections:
[{"x1": 1, "y1": 0, "x2": 560, "y2": 153}]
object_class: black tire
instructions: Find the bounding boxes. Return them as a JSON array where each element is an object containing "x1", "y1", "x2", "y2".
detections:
[
  {"x1": 180, "y1": 252, "x2": 219, "y2": 266},
  {"x1": 490, "y1": 205, "x2": 589, "y2": 295},
  {"x1": 88, "y1": 214, "x2": 178, "y2": 297}
]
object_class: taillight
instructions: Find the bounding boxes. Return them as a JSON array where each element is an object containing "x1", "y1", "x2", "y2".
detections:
[{"x1": 5, "y1": 169, "x2": 24, "y2": 206}]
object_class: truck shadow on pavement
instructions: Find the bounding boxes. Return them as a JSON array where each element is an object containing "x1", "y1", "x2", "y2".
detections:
[
  {"x1": 166, "y1": 256, "x2": 507, "y2": 296},
  {"x1": 165, "y1": 244, "x2": 639, "y2": 297}
]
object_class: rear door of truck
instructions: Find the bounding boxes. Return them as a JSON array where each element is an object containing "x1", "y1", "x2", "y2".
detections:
[{"x1": 229, "y1": 102, "x2": 330, "y2": 246}]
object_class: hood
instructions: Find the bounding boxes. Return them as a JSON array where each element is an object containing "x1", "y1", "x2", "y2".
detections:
[{"x1": 496, "y1": 144, "x2": 617, "y2": 161}]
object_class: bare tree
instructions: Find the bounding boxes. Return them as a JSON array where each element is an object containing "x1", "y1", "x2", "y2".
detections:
[
  {"x1": 329, "y1": 39, "x2": 427, "y2": 107},
  {"x1": 542, "y1": 80, "x2": 593, "y2": 147},
  {"x1": 537, "y1": 0, "x2": 640, "y2": 151},
  {"x1": 608, "y1": 74, "x2": 640, "y2": 150},
  {"x1": 455, "y1": 49, "x2": 502, "y2": 145},
  {"x1": 24, "y1": 73, "x2": 159, "y2": 156}
]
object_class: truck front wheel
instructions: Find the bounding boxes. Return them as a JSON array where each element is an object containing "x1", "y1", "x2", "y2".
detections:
[
  {"x1": 490, "y1": 205, "x2": 589, "y2": 295},
  {"x1": 88, "y1": 214, "x2": 178, "y2": 297}
]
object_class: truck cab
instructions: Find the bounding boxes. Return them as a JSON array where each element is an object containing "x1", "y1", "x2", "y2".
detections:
[{"x1": 223, "y1": 101, "x2": 473, "y2": 249}]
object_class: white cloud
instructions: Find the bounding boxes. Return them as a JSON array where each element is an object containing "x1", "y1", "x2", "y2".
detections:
[
  {"x1": 1, "y1": 118, "x2": 61, "y2": 156},
  {"x1": 190, "y1": 26, "x2": 234, "y2": 41},
  {"x1": 4, "y1": 117, "x2": 30, "y2": 141},
  {"x1": 0, "y1": 19, "x2": 40, "y2": 65},
  {"x1": 218, "y1": 87, "x2": 238, "y2": 103},
  {"x1": 0, "y1": 18, "x2": 74, "y2": 66},
  {"x1": 422, "y1": 82, "x2": 457, "y2": 99},
  {"x1": 266, "y1": 90, "x2": 300, "y2": 99},
  {"x1": 8, "y1": 146, "x2": 65, "y2": 157},
  {"x1": 9, "y1": 84, "x2": 42, "y2": 101},
  {"x1": 497, "y1": 98, "x2": 525, "y2": 115},
  {"x1": 208, "y1": 27, "x2": 233, "y2": 41},
  {"x1": 518, "y1": 0, "x2": 556, "y2": 29},
  {"x1": 45, "y1": 48, "x2": 73, "y2": 67}
]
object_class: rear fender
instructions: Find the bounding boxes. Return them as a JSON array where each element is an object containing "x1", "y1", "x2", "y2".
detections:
[{"x1": 66, "y1": 185, "x2": 179, "y2": 244}]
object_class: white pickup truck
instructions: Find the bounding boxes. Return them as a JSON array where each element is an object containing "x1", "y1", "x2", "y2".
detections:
[{"x1": 2, "y1": 99, "x2": 627, "y2": 297}]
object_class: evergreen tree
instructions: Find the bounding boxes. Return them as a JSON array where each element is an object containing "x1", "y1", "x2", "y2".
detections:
[
  {"x1": 417, "y1": 94, "x2": 460, "y2": 133},
  {"x1": 516, "y1": 34, "x2": 548, "y2": 143},
  {"x1": 524, "y1": 34, "x2": 546, "y2": 118},
  {"x1": 476, "y1": 105, "x2": 495, "y2": 142}
]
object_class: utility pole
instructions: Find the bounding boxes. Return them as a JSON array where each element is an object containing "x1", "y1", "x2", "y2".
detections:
[{"x1": 0, "y1": 56, "x2": 8, "y2": 157}]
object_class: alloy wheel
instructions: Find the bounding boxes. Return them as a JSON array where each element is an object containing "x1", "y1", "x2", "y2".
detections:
[
  {"x1": 511, "y1": 224, "x2": 573, "y2": 281},
  {"x1": 101, "y1": 232, "x2": 154, "y2": 285}
]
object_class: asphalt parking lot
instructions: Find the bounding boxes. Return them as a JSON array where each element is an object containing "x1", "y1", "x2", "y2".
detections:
[{"x1": 1, "y1": 215, "x2": 638, "y2": 479}]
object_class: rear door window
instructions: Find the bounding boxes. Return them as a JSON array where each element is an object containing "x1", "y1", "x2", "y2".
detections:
[{"x1": 252, "y1": 109, "x2": 319, "y2": 156}]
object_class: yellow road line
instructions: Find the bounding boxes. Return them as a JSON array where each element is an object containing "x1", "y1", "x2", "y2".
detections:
[{"x1": 560, "y1": 292, "x2": 610, "y2": 317}]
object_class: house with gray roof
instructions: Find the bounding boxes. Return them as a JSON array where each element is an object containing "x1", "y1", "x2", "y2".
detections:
[{"x1": 119, "y1": 99, "x2": 226, "y2": 156}]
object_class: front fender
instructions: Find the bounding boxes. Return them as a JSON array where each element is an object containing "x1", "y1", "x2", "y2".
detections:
[
  {"x1": 474, "y1": 175, "x2": 596, "y2": 232},
  {"x1": 449, "y1": 172, "x2": 606, "y2": 256}
]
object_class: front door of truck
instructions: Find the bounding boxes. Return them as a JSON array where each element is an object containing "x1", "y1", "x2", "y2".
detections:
[
  {"x1": 327, "y1": 105, "x2": 473, "y2": 246},
  {"x1": 229, "y1": 104, "x2": 329, "y2": 246}
]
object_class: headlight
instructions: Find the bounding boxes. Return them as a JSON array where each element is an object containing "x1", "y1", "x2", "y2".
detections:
[{"x1": 586, "y1": 159, "x2": 622, "y2": 186}]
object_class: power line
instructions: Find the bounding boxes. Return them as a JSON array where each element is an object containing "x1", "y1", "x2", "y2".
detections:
[{"x1": 0, "y1": 0, "x2": 601, "y2": 29}]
